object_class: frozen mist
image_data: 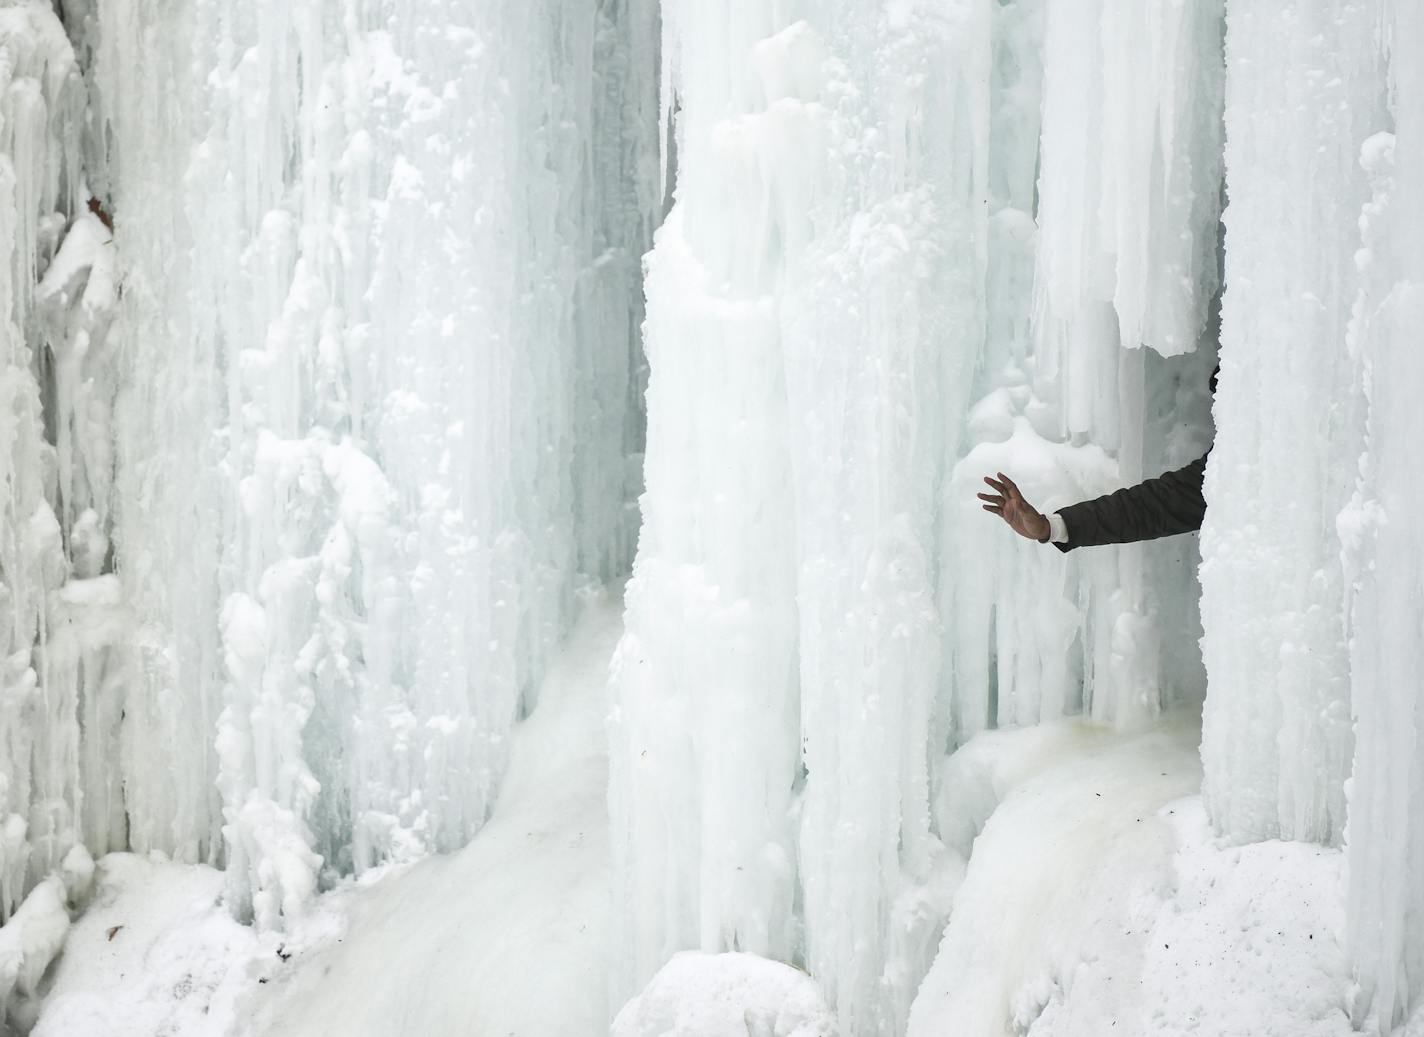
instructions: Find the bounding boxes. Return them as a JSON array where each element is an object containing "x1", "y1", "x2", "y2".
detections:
[{"x1": 0, "y1": 0, "x2": 1421, "y2": 1035}]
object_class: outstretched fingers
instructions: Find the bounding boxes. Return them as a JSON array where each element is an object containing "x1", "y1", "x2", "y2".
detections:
[
  {"x1": 978, "y1": 484, "x2": 1006, "y2": 517},
  {"x1": 996, "y1": 472, "x2": 1023, "y2": 500}
]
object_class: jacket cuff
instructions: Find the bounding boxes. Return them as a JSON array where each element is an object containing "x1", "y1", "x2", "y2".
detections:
[{"x1": 1047, "y1": 512, "x2": 1069, "y2": 544}]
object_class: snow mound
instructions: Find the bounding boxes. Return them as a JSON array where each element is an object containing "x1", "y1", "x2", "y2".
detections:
[
  {"x1": 909, "y1": 715, "x2": 1353, "y2": 1037},
  {"x1": 0, "y1": 877, "x2": 71, "y2": 1031},
  {"x1": 612, "y1": 952, "x2": 837, "y2": 1037},
  {"x1": 30, "y1": 854, "x2": 259, "y2": 1037}
]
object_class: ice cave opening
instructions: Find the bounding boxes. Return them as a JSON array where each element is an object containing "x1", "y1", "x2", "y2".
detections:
[{"x1": 1, "y1": 1, "x2": 1423, "y2": 1036}]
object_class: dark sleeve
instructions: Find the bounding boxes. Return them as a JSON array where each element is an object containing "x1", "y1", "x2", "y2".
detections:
[{"x1": 1053, "y1": 453, "x2": 1208, "y2": 553}]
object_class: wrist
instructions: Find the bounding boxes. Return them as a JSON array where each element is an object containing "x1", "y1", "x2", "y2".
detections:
[{"x1": 1034, "y1": 513, "x2": 1051, "y2": 543}]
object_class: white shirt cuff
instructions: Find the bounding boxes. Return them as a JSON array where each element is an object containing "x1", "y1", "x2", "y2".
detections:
[{"x1": 1047, "y1": 512, "x2": 1069, "y2": 544}]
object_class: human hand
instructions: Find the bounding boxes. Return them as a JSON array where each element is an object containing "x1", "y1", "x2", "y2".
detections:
[{"x1": 978, "y1": 472, "x2": 1051, "y2": 543}]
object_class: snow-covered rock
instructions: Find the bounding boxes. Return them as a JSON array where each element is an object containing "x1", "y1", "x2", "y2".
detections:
[{"x1": 613, "y1": 952, "x2": 837, "y2": 1037}]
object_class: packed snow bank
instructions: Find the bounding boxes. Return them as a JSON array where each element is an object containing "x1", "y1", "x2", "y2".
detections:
[
  {"x1": 30, "y1": 855, "x2": 260, "y2": 1037},
  {"x1": 612, "y1": 951, "x2": 836, "y2": 1037},
  {"x1": 909, "y1": 713, "x2": 1353, "y2": 1036},
  {"x1": 28, "y1": 590, "x2": 624, "y2": 1036}
]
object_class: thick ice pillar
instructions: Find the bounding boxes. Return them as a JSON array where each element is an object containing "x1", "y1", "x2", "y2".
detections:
[
  {"x1": 1199, "y1": 0, "x2": 1383, "y2": 846},
  {"x1": 1342, "y1": 5, "x2": 1424, "y2": 1031},
  {"x1": 609, "y1": 1, "x2": 804, "y2": 1003},
  {"x1": 786, "y1": 7, "x2": 993, "y2": 1033},
  {"x1": 612, "y1": 2, "x2": 1008, "y2": 1031}
]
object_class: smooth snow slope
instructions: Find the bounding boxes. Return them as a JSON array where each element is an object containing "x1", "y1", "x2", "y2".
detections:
[{"x1": 246, "y1": 590, "x2": 622, "y2": 1036}]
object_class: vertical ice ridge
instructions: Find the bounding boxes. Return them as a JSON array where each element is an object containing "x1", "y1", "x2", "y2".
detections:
[
  {"x1": 787, "y1": 5, "x2": 992, "y2": 1031},
  {"x1": 1200, "y1": 0, "x2": 1385, "y2": 848},
  {"x1": 1343, "y1": 3, "x2": 1424, "y2": 1029},
  {"x1": 0, "y1": 1, "x2": 108, "y2": 921},
  {"x1": 609, "y1": 0, "x2": 804, "y2": 1004}
]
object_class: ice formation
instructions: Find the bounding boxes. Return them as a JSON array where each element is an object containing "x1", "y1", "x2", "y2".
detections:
[
  {"x1": 1198, "y1": 0, "x2": 1382, "y2": 850},
  {"x1": 0, "y1": 0, "x2": 1422, "y2": 1034},
  {"x1": 1340, "y1": 4, "x2": 1424, "y2": 1031},
  {"x1": 0, "y1": 0, "x2": 657, "y2": 932},
  {"x1": 614, "y1": 0, "x2": 1422, "y2": 1034},
  {"x1": 0, "y1": 0, "x2": 100, "y2": 920},
  {"x1": 612, "y1": 2, "x2": 1221, "y2": 1032}
]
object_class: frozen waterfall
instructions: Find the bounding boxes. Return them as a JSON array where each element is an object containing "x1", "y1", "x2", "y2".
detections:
[
  {"x1": 0, "y1": 0, "x2": 658, "y2": 930},
  {"x1": 0, "y1": 0, "x2": 1422, "y2": 1034}
]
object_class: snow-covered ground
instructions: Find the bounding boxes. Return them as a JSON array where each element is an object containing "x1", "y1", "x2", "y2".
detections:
[
  {"x1": 911, "y1": 713, "x2": 1354, "y2": 1037},
  {"x1": 15, "y1": 591, "x2": 1371, "y2": 1037},
  {"x1": 28, "y1": 589, "x2": 623, "y2": 1037}
]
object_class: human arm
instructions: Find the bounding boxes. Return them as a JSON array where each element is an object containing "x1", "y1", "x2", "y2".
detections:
[{"x1": 1051, "y1": 453, "x2": 1208, "y2": 552}]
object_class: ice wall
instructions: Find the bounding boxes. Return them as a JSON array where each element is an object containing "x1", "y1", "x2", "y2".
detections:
[
  {"x1": 611, "y1": 1, "x2": 1223, "y2": 1032},
  {"x1": 0, "y1": 0, "x2": 657, "y2": 926},
  {"x1": 1200, "y1": 1, "x2": 1424, "y2": 1029},
  {"x1": 944, "y1": 0, "x2": 1222, "y2": 748}
]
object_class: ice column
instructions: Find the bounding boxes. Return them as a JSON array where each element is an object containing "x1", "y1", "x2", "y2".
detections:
[
  {"x1": 613, "y1": 2, "x2": 1024, "y2": 1031},
  {"x1": 1199, "y1": 0, "x2": 1383, "y2": 846},
  {"x1": 1342, "y1": 3, "x2": 1424, "y2": 1030},
  {"x1": 610, "y1": 1, "x2": 805, "y2": 1003},
  {"x1": 784, "y1": 7, "x2": 993, "y2": 1033}
]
